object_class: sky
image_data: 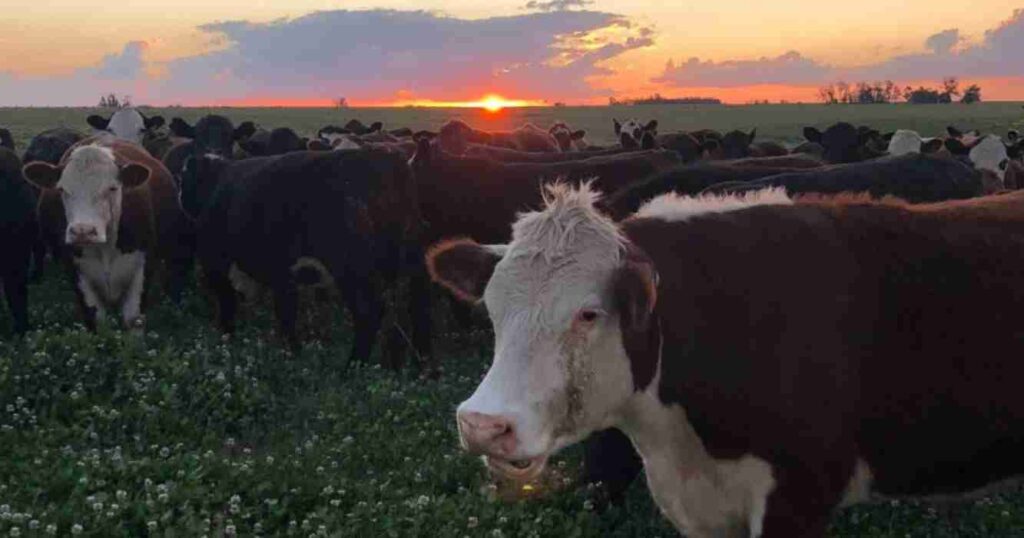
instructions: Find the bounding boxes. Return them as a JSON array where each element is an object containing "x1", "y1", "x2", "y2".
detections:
[{"x1": 1, "y1": 1, "x2": 1022, "y2": 105}]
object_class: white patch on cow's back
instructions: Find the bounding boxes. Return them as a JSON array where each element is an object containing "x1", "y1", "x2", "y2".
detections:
[
  {"x1": 969, "y1": 135, "x2": 1009, "y2": 185},
  {"x1": 636, "y1": 187, "x2": 792, "y2": 223},
  {"x1": 74, "y1": 244, "x2": 146, "y2": 327},
  {"x1": 620, "y1": 365, "x2": 777, "y2": 538}
]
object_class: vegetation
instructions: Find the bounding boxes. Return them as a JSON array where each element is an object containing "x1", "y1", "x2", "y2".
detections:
[
  {"x1": 609, "y1": 94, "x2": 722, "y2": 106},
  {"x1": 97, "y1": 94, "x2": 132, "y2": 109},
  {"x1": 818, "y1": 78, "x2": 983, "y2": 105}
]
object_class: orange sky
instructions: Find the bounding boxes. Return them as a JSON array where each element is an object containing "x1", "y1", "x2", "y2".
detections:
[{"x1": 1, "y1": 1, "x2": 1022, "y2": 104}]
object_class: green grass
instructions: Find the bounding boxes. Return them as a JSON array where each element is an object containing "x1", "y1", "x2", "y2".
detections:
[
  {"x1": 2, "y1": 105, "x2": 1024, "y2": 536},
  {"x1": 2, "y1": 102, "x2": 1022, "y2": 150}
]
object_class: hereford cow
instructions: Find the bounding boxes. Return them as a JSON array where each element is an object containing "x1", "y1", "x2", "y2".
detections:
[
  {"x1": 428, "y1": 183, "x2": 1024, "y2": 538},
  {"x1": 23, "y1": 138, "x2": 190, "y2": 330},
  {"x1": 438, "y1": 120, "x2": 561, "y2": 154},
  {"x1": 803, "y1": 122, "x2": 885, "y2": 164},
  {"x1": 549, "y1": 122, "x2": 588, "y2": 152},
  {"x1": 944, "y1": 135, "x2": 1012, "y2": 191},
  {"x1": 614, "y1": 119, "x2": 658, "y2": 150},
  {"x1": 87, "y1": 108, "x2": 166, "y2": 147},
  {"x1": 0, "y1": 147, "x2": 36, "y2": 335},
  {"x1": 177, "y1": 149, "x2": 432, "y2": 369},
  {"x1": 410, "y1": 139, "x2": 680, "y2": 244}
]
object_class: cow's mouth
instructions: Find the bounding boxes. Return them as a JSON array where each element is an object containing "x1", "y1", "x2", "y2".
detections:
[{"x1": 484, "y1": 455, "x2": 548, "y2": 482}]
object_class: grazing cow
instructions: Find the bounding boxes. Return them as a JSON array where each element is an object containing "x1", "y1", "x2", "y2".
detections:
[
  {"x1": 614, "y1": 119, "x2": 658, "y2": 150},
  {"x1": 86, "y1": 108, "x2": 165, "y2": 146},
  {"x1": 803, "y1": 122, "x2": 885, "y2": 163},
  {"x1": 23, "y1": 128, "x2": 87, "y2": 165},
  {"x1": 886, "y1": 130, "x2": 945, "y2": 156},
  {"x1": 944, "y1": 135, "x2": 1011, "y2": 191},
  {"x1": 439, "y1": 120, "x2": 561, "y2": 154},
  {"x1": 463, "y1": 144, "x2": 629, "y2": 163},
  {"x1": 549, "y1": 122, "x2": 588, "y2": 152},
  {"x1": 428, "y1": 182, "x2": 1024, "y2": 538},
  {"x1": 0, "y1": 147, "x2": 36, "y2": 334},
  {"x1": 599, "y1": 161, "x2": 826, "y2": 220},
  {"x1": 410, "y1": 139, "x2": 680, "y2": 244},
  {"x1": 0, "y1": 128, "x2": 13, "y2": 151},
  {"x1": 711, "y1": 153, "x2": 983, "y2": 203},
  {"x1": 177, "y1": 149, "x2": 432, "y2": 368},
  {"x1": 23, "y1": 138, "x2": 190, "y2": 330}
]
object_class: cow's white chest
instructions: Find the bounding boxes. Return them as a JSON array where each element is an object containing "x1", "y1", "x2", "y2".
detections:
[
  {"x1": 74, "y1": 245, "x2": 146, "y2": 326},
  {"x1": 621, "y1": 389, "x2": 776, "y2": 538}
]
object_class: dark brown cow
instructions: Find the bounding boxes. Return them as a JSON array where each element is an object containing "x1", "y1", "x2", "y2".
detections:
[
  {"x1": 439, "y1": 120, "x2": 561, "y2": 154},
  {"x1": 653, "y1": 132, "x2": 706, "y2": 163},
  {"x1": 0, "y1": 147, "x2": 36, "y2": 334},
  {"x1": 429, "y1": 183, "x2": 1024, "y2": 538},
  {"x1": 463, "y1": 143, "x2": 629, "y2": 163},
  {"x1": 23, "y1": 137, "x2": 190, "y2": 330},
  {"x1": 803, "y1": 122, "x2": 886, "y2": 163}
]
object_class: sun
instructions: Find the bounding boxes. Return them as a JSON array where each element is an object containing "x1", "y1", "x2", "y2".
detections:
[{"x1": 480, "y1": 95, "x2": 508, "y2": 112}]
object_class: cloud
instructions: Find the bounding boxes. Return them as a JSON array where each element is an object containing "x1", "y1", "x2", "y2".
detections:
[
  {"x1": 524, "y1": 0, "x2": 594, "y2": 11},
  {"x1": 90, "y1": 41, "x2": 149, "y2": 80},
  {"x1": 657, "y1": 8, "x2": 1024, "y2": 88}
]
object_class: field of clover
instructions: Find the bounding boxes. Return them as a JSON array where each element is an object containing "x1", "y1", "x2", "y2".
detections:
[{"x1": 2, "y1": 266, "x2": 1024, "y2": 537}]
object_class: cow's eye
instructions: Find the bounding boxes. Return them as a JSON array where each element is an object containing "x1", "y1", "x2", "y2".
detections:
[
  {"x1": 576, "y1": 309, "x2": 601, "y2": 324},
  {"x1": 999, "y1": 159, "x2": 1009, "y2": 171},
  {"x1": 109, "y1": 185, "x2": 119, "y2": 192}
]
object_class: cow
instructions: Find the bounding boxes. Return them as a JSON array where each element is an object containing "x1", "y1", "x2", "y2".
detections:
[
  {"x1": 803, "y1": 122, "x2": 885, "y2": 164},
  {"x1": 705, "y1": 128, "x2": 786, "y2": 160},
  {"x1": 238, "y1": 127, "x2": 309, "y2": 156},
  {"x1": 168, "y1": 115, "x2": 255, "y2": 159},
  {"x1": 653, "y1": 132, "x2": 706, "y2": 163},
  {"x1": 86, "y1": 108, "x2": 166, "y2": 147},
  {"x1": 549, "y1": 122, "x2": 588, "y2": 152},
  {"x1": 176, "y1": 148, "x2": 432, "y2": 370},
  {"x1": 428, "y1": 182, "x2": 1024, "y2": 538},
  {"x1": 463, "y1": 144, "x2": 630, "y2": 163},
  {"x1": 0, "y1": 128, "x2": 13, "y2": 151},
  {"x1": 23, "y1": 138, "x2": 190, "y2": 330},
  {"x1": 886, "y1": 129, "x2": 945, "y2": 156},
  {"x1": 410, "y1": 139, "x2": 680, "y2": 245},
  {"x1": 0, "y1": 147, "x2": 36, "y2": 335},
  {"x1": 438, "y1": 120, "x2": 561, "y2": 154},
  {"x1": 614, "y1": 119, "x2": 658, "y2": 150},
  {"x1": 599, "y1": 161, "x2": 827, "y2": 220},
  {"x1": 708, "y1": 153, "x2": 983, "y2": 204},
  {"x1": 23, "y1": 128, "x2": 87, "y2": 165},
  {"x1": 944, "y1": 135, "x2": 1011, "y2": 192}
]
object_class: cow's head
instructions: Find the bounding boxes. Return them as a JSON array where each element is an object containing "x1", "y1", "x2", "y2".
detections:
[
  {"x1": 428, "y1": 183, "x2": 657, "y2": 481},
  {"x1": 438, "y1": 120, "x2": 482, "y2": 155},
  {"x1": 719, "y1": 128, "x2": 757, "y2": 159},
  {"x1": 169, "y1": 115, "x2": 250, "y2": 158},
  {"x1": 886, "y1": 130, "x2": 945, "y2": 156},
  {"x1": 946, "y1": 135, "x2": 1010, "y2": 190},
  {"x1": 549, "y1": 122, "x2": 587, "y2": 151},
  {"x1": 23, "y1": 145, "x2": 150, "y2": 245},
  {"x1": 615, "y1": 119, "x2": 658, "y2": 150},
  {"x1": 0, "y1": 128, "x2": 13, "y2": 151},
  {"x1": 803, "y1": 122, "x2": 877, "y2": 164},
  {"x1": 87, "y1": 108, "x2": 165, "y2": 146}
]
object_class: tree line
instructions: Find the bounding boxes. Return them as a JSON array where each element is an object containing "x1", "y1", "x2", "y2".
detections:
[{"x1": 818, "y1": 78, "x2": 981, "y2": 105}]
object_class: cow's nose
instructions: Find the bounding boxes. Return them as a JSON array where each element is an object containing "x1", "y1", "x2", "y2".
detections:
[
  {"x1": 67, "y1": 224, "x2": 103, "y2": 244},
  {"x1": 457, "y1": 411, "x2": 517, "y2": 456}
]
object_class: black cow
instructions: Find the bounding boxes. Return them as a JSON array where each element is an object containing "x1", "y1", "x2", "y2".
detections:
[
  {"x1": 0, "y1": 129, "x2": 13, "y2": 151},
  {"x1": 0, "y1": 147, "x2": 35, "y2": 335},
  {"x1": 177, "y1": 149, "x2": 432, "y2": 370},
  {"x1": 22, "y1": 128, "x2": 86, "y2": 165},
  {"x1": 238, "y1": 127, "x2": 309, "y2": 156},
  {"x1": 803, "y1": 122, "x2": 886, "y2": 164}
]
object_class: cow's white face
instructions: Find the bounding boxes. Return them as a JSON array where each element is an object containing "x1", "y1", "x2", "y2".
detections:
[
  {"x1": 106, "y1": 109, "x2": 147, "y2": 145},
  {"x1": 969, "y1": 135, "x2": 1010, "y2": 186},
  {"x1": 429, "y1": 185, "x2": 652, "y2": 481}
]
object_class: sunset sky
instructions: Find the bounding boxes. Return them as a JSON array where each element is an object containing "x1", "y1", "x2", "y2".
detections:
[{"x1": 1, "y1": 1, "x2": 1022, "y2": 105}]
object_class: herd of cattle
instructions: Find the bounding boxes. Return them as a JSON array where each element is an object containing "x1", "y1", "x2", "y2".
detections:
[{"x1": 2, "y1": 106, "x2": 1024, "y2": 536}]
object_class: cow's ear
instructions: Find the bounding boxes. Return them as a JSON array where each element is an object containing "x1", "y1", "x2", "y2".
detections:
[
  {"x1": 571, "y1": 129, "x2": 586, "y2": 140},
  {"x1": 118, "y1": 163, "x2": 150, "y2": 190},
  {"x1": 644, "y1": 120, "x2": 658, "y2": 132},
  {"x1": 620, "y1": 132, "x2": 638, "y2": 150},
  {"x1": 803, "y1": 127, "x2": 822, "y2": 143},
  {"x1": 1007, "y1": 130, "x2": 1019, "y2": 143},
  {"x1": 234, "y1": 121, "x2": 256, "y2": 141},
  {"x1": 613, "y1": 119, "x2": 622, "y2": 136},
  {"x1": 369, "y1": 121, "x2": 383, "y2": 133},
  {"x1": 921, "y1": 138, "x2": 944, "y2": 154},
  {"x1": 613, "y1": 246, "x2": 658, "y2": 332},
  {"x1": 169, "y1": 118, "x2": 195, "y2": 138},
  {"x1": 945, "y1": 138, "x2": 970, "y2": 156},
  {"x1": 747, "y1": 128, "x2": 757, "y2": 143},
  {"x1": 144, "y1": 115, "x2": 165, "y2": 130},
  {"x1": 426, "y1": 238, "x2": 505, "y2": 303},
  {"x1": 947, "y1": 126, "x2": 963, "y2": 139},
  {"x1": 87, "y1": 115, "x2": 111, "y2": 130},
  {"x1": 23, "y1": 162, "x2": 63, "y2": 190}
]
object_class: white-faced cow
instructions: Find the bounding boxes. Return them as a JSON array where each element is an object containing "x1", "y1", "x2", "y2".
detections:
[
  {"x1": 549, "y1": 122, "x2": 588, "y2": 152},
  {"x1": 87, "y1": 108, "x2": 166, "y2": 147},
  {"x1": 945, "y1": 134, "x2": 1012, "y2": 191},
  {"x1": 428, "y1": 183, "x2": 1024, "y2": 538},
  {"x1": 24, "y1": 138, "x2": 189, "y2": 330},
  {"x1": 885, "y1": 129, "x2": 945, "y2": 156},
  {"x1": 614, "y1": 119, "x2": 658, "y2": 150}
]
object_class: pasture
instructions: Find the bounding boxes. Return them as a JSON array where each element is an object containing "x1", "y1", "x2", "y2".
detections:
[{"x1": 1, "y1": 104, "x2": 1024, "y2": 537}]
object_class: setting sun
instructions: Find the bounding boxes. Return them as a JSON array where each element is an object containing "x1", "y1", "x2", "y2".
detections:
[{"x1": 383, "y1": 94, "x2": 542, "y2": 109}]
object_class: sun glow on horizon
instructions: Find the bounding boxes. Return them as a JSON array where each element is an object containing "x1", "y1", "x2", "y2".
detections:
[{"x1": 385, "y1": 94, "x2": 543, "y2": 110}]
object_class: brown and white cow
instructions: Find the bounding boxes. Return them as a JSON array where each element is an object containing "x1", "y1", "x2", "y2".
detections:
[
  {"x1": 549, "y1": 122, "x2": 588, "y2": 151},
  {"x1": 439, "y1": 120, "x2": 561, "y2": 155},
  {"x1": 428, "y1": 183, "x2": 1024, "y2": 537},
  {"x1": 23, "y1": 137, "x2": 188, "y2": 330}
]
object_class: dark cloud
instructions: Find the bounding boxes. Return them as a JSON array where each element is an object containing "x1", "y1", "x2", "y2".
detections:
[
  {"x1": 524, "y1": 0, "x2": 594, "y2": 11},
  {"x1": 657, "y1": 9, "x2": 1024, "y2": 88}
]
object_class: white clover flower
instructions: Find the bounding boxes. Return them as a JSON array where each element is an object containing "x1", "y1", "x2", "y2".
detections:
[
  {"x1": 147, "y1": 521, "x2": 157, "y2": 531},
  {"x1": 71, "y1": 524, "x2": 83, "y2": 535},
  {"x1": 116, "y1": 490, "x2": 127, "y2": 501},
  {"x1": 225, "y1": 525, "x2": 237, "y2": 536},
  {"x1": 27, "y1": 521, "x2": 38, "y2": 530},
  {"x1": 158, "y1": 494, "x2": 169, "y2": 503},
  {"x1": 44, "y1": 524, "x2": 56, "y2": 535},
  {"x1": 467, "y1": 517, "x2": 479, "y2": 529},
  {"x1": 9, "y1": 527, "x2": 21, "y2": 537},
  {"x1": 91, "y1": 502, "x2": 103, "y2": 512},
  {"x1": 583, "y1": 500, "x2": 595, "y2": 511}
]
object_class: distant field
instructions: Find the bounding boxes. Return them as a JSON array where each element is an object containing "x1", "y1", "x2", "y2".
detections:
[{"x1": 2, "y1": 102, "x2": 1023, "y2": 149}]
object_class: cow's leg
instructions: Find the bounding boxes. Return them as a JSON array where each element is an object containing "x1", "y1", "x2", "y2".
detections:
[
  {"x1": 758, "y1": 460, "x2": 851, "y2": 538},
  {"x1": 75, "y1": 273, "x2": 105, "y2": 331},
  {"x1": 30, "y1": 238, "x2": 47, "y2": 283},
  {"x1": 165, "y1": 256, "x2": 192, "y2": 305},
  {"x1": 408, "y1": 265, "x2": 436, "y2": 376},
  {"x1": 121, "y1": 257, "x2": 147, "y2": 334},
  {"x1": 204, "y1": 267, "x2": 238, "y2": 335},
  {"x1": 2, "y1": 269, "x2": 30, "y2": 335},
  {"x1": 271, "y1": 279, "x2": 300, "y2": 351},
  {"x1": 341, "y1": 275, "x2": 383, "y2": 367},
  {"x1": 582, "y1": 428, "x2": 644, "y2": 508}
]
